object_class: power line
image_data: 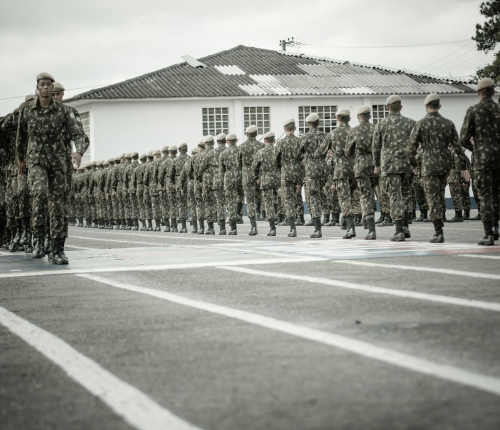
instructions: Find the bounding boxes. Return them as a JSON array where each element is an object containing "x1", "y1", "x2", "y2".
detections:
[
  {"x1": 0, "y1": 82, "x2": 113, "y2": 102},
  {"x1": 426, "y1": 47, "x2": 479, "y2": 73},
  {"x1": 415, "y1": 41, "x2": 474, "y2": 71},
  {"x1": 439, "y1": 52, "x2": 483, "y2": 74},
  {"x1": 304, "y1": 39, "x2": 469, "y2": 49}
]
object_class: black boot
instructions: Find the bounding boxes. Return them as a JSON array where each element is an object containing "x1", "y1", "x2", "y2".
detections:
[
  {"x1": 310, "y1": 218, "x2": 322, "y2": 238},
  {"x1": 416, "y1": 209, "x2": 429, "y2": 222},
  {"x1": 22, "y1": 218, "x2": 32, "y2": 251},
  {"x1": 171, "y1": 218, "x2": 178, "y2": 233},
  {"x1": 326, "y1": 213, "x2": 337, "y2": 226},
  {"x1": 154, "y1": 219, "x2": 161, "y2": 232},
  {"x1": 180, "y1": 219, "x2": 187, "y2": 233},
  {"x1": 305, "y1": 216, "x2": 314, "y2": 227},
  {"x1": 288, "y1": 217, "x2": 297, "y2": 237},
  {"x1": 341, "y1": 216, "x2": 347, "y2": 230},
  {"x1": 281, "y1": 217, "x2": 290, "y2": 226},
  {"x1": 197, "y1": 219, "x2": 204, "y2": 234},
  {"x1": 3, "y1": 228, "x2": 11, "y2": 250},
  {"x1": 471, "y1": 210, "x2": 481, "y2": 221},
  {"x1": 219, "y1": 220, "x2": 226, "y2": 235},
  {"x1": 32, "y1": 225, "x2": 45, "y2": 259},
  {"x1": 322, "y1": 213, "x2": 330, "y2": 226},
  {"x1": 331, "y1": 213, "x2": 340, "y2": 226},
  {"x1": 494, "y1": 216, "x2": 499, "y2": 241},
  {"x1": 443, "y1": 211, "x2": 448, "y2": 222},
  {"x1": 296, "y1": 214, "x2": 305, "y2": 226},
  {"x1": 147, "y1": 219, "x2": 153, "y2": 231},
  {"x1": 354, "y1": 214, "x2": 362, "y2": 227},
  {"x1": 115, "y1": 219, "x2": 121, "y2": 230},
  {"x1": 365, "y1": 216, "x2": 376, "y2": 240},
  {"x1": 478, "y1": 221, "x2": 495, "y2": 245},
  {"x1": 44, "y1": 229, "x2": 52, "y2": 258},
  {"x1": 343, "y1": 215, "x2": 356, "y2": 239},
  {"x1": 19, "y1": 218, "x2": 29, "y2": 246},
  {"x1": 228, "y1": 221, "x2": 237, "y2": 235},
  {"x1": 449, "y1": 210, "x2": 464, "y2": 223},
  {"x1": 380, "y1": 214, "x2": 393, "y2": 227},
  {"x1": 9, "y1": 219, "x2": 22, "y2": 252},
  {"x1": 375, "y1": 212, "x2": 385, "y2": 225},
  {"x1": 267, "y1": 219, "x2": 276, "y2": 236},
  {"x1": 262, "y1": 210, "x2": 267, "y2": 221},
  {"x1": 133, "y1": 219, "x2": 139, "y2": 231},
  {"x1": 236, "y1": 204, "x2": 244, "y2": 224},
  {"x1": 412, "y1": 210, "x2": 417, "y2": 221},
  {"x1": 164, "y1": 218, "x2": 171, "y2": 232},
  {"x1": 391, "y1": 219, "x2": 405, "y2": 242},
  {"x1": 256, "y1": 204, "x2": 262, "y2": 221},
  {"x1": 191, "y1": 219, "x2": 198, "y2": 234},
  {"x1": 205, "y1": 222, "x2": 215, "y2": 235},
  {"x1": 52, "y1": 238, "x2": 68, "y2": 265},
  {"x1": 403, "y1": 212, "x2": 411, "y2": 239},
  {"x1": 249, "y1": 217, "x2": 258, "y2": 236},
  {"x1": 430, "y1": 220, "x2": 445, "y2": 243}
]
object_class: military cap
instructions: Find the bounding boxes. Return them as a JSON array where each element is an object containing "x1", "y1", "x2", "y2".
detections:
[
  {"x1": 114, "y1": 156, "x2": 120, "y2": 162},
  {"x1": 99, "y1": 160, "x2": 105, "y2": 165},
  {"x1": 104, "y1": 161, "x2": 109, "y2": 166},
  {"x1": 131, "y1": 151, "x2": 139, "y2": 158},
  {"x1": 179, "y1": 142, "x2": 187, "y2": 149},
  {"x1": 357, "y1": 106, "x2": 371, "y2": 115},
  {"x1": 386, "y1": 95, "x2": 402, "y2": 105},
  {"x1": 169, "y1": 144, "x2": 178, "y2": 151},
  {"x1": 53, "y1": 82, "x2": 65, "y2": 92},
  {"x1": 108, "y1": 157, "x2": 114, "y2": 163},
  {"x1": 283, "y1": 118, "x2": 295, "y2": 127},
  {"x1": 125, "y1": 153, "x2": 132, "y2": 158},
  {"x1": 153, "y1": 149, "x2": 161, "y2": 156},
  {"x1": 203, "y1": 135, "x2": 214, "y2": 143},
  {"x1": 192, "y1": 147, "x2": 199, "y2": 154},
  {"x1": 91, "y1": 160, "x2": 97, "y2": 166},
  {"x1": 119, "y1": 152, "x2": 126, "y2": 158},
  {"x1": 25, "y1": 94, "x2": 36, "y2": 102},
  {"x1": 161, "y1": 145, "x2": 169, "y2": 152},
  {"x1": 147, "y1": 150, "x2": 153, "y2": 157},
  {"x1": 36, "y1": 72, "x2": 55, "y2": 82},
  {"x1": 226, "y1": 133, "x2": 237, "y2": 140},
  {"x1": 337, "y1": 108, "x2": 350, "y2": 116},
  {"x1": 477, "y1": 78, "x2": 495, "y2": 92},
  {"x1": 216, "y1": 133, "x2": 226, "y2": 141},
  {"x1": 306, "y1": 112, "x2": 319, "y2": 122},
  {"x1": 263, "y1": 131, "x2": 275, "y2": 139},
  {"x1": 424, "y1": 93, "x2": 440, "y2": 106},
  {"x1": 139, "y1": 153, "x2": 147, "y2": 160},
  {"x1": 246, "y1": 125, "x2": 258, "y2": 133},
  {"x1": 78, "y1": 166, "x2": 85, "y2": 171}
]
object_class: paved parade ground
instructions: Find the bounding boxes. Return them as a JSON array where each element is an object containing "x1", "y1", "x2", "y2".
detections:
[{"x1": 1, "y1": 212, "x2": 500, "y2": 430}]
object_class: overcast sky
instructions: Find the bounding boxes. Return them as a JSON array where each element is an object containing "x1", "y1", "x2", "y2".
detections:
[{"x1": 0, "y1": 0, "x2": 494, "y2": 113}]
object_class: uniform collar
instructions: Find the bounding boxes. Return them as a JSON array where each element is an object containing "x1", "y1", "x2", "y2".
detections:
[
  {"x1": 426, "y1": 112, "x2": 441, "y2": 117},
  {"x1": 31, "y1": 97, "x2": 58, "y2": 112}
]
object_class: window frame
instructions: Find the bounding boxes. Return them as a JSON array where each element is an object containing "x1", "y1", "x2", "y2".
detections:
[
  {"x1": 372, "y1": 105, "x2": 389, "y2": 125},
  {"x1": 243, "y1": 106, "x2": 271, "y2": 136},
  {"x1": 202, "y1": 107, "x2": 229, "y2": 136},
  {"x1": 298, "y1": 106, "x2": 338, "y2": 135}
]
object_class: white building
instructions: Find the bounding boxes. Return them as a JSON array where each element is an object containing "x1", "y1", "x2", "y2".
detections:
[{"x1": 66, "y1": 45, "x2": 480, "y2": 166}]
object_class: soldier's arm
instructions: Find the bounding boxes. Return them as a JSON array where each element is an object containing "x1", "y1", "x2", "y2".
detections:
[
  {"x1": 372, "y1": 123, "x2": 382, "y2": 167},
  {"x1": 458, "y1": 107, "x2": 474, "y2": 152},
  {"x1": 15, "y1": 109, "x2": 28, "y2": 164},
  {"x1": 252, "y1": 153, "x2": 261, "y2": 181},
  {"x1": 274, "y1": 142, "x2": 282, "y2": 170},
  {"x1": 314, "y1": 134, "x2": 330, "y2": 159},
  {"x1": 345, "y1": 130, "x2": 356, "y2": 158},
  {"x1": 407, "y1": 122, "x2": 421, "y2": 169},
  {"x1": 63, "y1": 106, "x2": 87, "y2": 156},
  {"x1": 450, "y1": 123, "x2": 468, "y2": 171}
]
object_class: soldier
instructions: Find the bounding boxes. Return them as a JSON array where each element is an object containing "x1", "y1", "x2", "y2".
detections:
[
  {"x1": 373, "y1": 95, "x2": 416, "y2": 241},
  {"x1": 469, "y1": 150, "x2": 481, "y2": 221},
  {"x1": 253, "y1": 131, "x2": 280, "y2": 236},
  {"x1": 180, "y1": 147, "x2": 198, "y2": 233},
  {"x1": 141, "y1": 151, "x2": 154, "y2": 231},
  {"x1": 88, "y1": 161, "x2": 98, "y2": 228},
  {"x1": 408, "y1": 93, "x2": 469, "y2": 243},
  {"x1": 458, "y1": 78, "x2": 500, "y2": 245},
  {"x1": 121, "y1": 153, "x2": 132, "y2": 229},
  {"x1": 16, "y1": 73, "x2": 87, "y2": 264},
  {"x1": 413, "y1": 146, "x2": 430, "y2": 222},
  {"x1": 197, "y1": 135, "x2": 217, "y2": 235},
  {"x1": 447, "y1": 144, "x2": 465, "y2": 223},
  {"x1": 170, "y1": 142, "x2": 190, "y2": 233},
  {"x1": 189, "y1": 140, "x2": 205, "y2": 233},
  {"x1": 159, "y1": 146, "x2": 170, "y2": 231},
  {"x1": 166, "y1": 145, "x2": 178, "y2": 232},
  {"x1": 275, "y1": 118, "x2": 304, "y2": 237},
  {"x1": 94, "y1": 160, "x2": 105, "y2": 229},
  {"x1": 209, "y1": 133, "x2": 228, "y2": 235},
  {"x1": 131, "y1": 154, "x2": 148, "y2": 231},
  {"x1": 346, "y1": 105, "x2": 378, "y2": 240},
  {"x1": 144, "y1": 149, "x2": 162, "y2": 231},
  {"x1": 220, "y1": 133, "x2": 242, "y2": 235},
  {"x1": 124, "y1": 152, "x2": 140, "y2": 231},
  {"x1": 239, "y1": 125, "x2": 261, "y2": 235}
]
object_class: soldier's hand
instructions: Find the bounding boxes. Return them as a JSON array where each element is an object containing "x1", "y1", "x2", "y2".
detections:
[
  {"x1": 462, "y1": 183, "x2": 468, "y2": 191},
  {"x1": 256, "y1": 179, "x2": 260, "y2": 185},
  {"x1": 322, "y1": 186, "x2": 326, "y2": 193},
  {"x1": 181, "y1": 189, "x2": 184, "y2": 196},
  {"x1": 461, "y1": 170, "x2": 470, "y2": 183},
  {"x1": 331, "y1": 184, "x2": 336, "y2": 193},
  {"x1": 454, "y1": 179, "x2": 459, "y2": 186},
  {"x1": 296, "y1": 184, "x2": 301, "y2": 193},
  {"x1": 374, "y1": 166, "x2": 380, "y2": 174},
  {"x1": 413, "y1": 168, "x2": 417, "y2": 174},
  {"x1": 72, "y1": 152, "x2": 83, "y2": 168},
  {"x1": 17, "y1": 160, "x2": 26, "y2": 175}
]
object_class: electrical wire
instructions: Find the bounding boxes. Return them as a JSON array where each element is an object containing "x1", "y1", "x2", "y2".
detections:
[
  {"x1": 426, "y1": 47, "x2": 479, "y2": 73},
  {"x1": 415, "y1": 41, "x2": 474, "y2": 71},
  {"x1": 304, "y1": 39, "x2": 469, "y2": 49},
  {"x1": 0, "y1": 82, "x2": 113, "y2": 101},
  {"x1": 439, "y1": 52, "x2": 483, "y2": 74}
]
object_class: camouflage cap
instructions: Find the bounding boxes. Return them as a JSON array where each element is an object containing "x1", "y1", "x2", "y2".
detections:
[
  {"x1": 25, "y1": 94, "x2": 36, "y2": 102},
  {"x1": 147, "y1": 150, "x2": 153, "y2": 157},
  {"x1": 386, "y1": 95, "x2": 402, "y2": 105},
  {"x1": 215, "y1": 133, "x2": 226, "y2": 141},
  {"x1": 153, "y1": 149, "x2": 161, "y2": 156},
  {"x1": 198, "y1": 139, "x2": 205, "y2": 147},
  {"x1": 161, "y1": 145, "x2": 169, "y2": 152},
  {"x1": 104, "y1": 161, "x2": 109, "y2": 166},
  {"x1": 283, "y1": 118, "x2": 295, "y2": 127},
  {"x1": 306, "y1": 113, "x2": 319, "y2": 122},
  {"x1": 357, "y1": 106, "x2": 371, "y2": 115},
  {"x1": 125, "y1": 153, "x2": 132, "y2": 158},
  {"x1": 179, "y1": 142, "x2": 187, "y2": 149},
  {"x1": 78, "y1": 166, "x2": 85, "y2": 171},
  {"x1": 140, "y1": 153, "x2": 147, "y2": 160},
  {"x1": 169, "y1": 145, "x2": 178, "y2": 151},
  {"x1": 203, "y1": 135, "x2": 214, "y2": 144},
  {"x1": 99, "y1": 160, "x2": 105, "y2": 165},
  {"x1": 192, "y1": 147, "x2": 199, "y2": 154},
  {"x1": 477, "y1": 78, "x2": 495, "y2": 92},
  {"x1": 246, "y1": 125, "x2": 257, "y2": 133},
  {"x1": 263, "y1": 131, "x2": 275, "y2": 139},
  {"x1": 53, "y1": 82, "x2": 65, "y2": 92},
  {"x1": 108, "y1": 158, "x2": 114, "y2": 163},
  {"x1": 36, "y1": 72, "x2": 55, "y2": 82},
  {"x1": 226, "y1": 133, "x2": 237, "y2": 140},
  {"x1": 337, "y1": 108, "x2": 350, "y2": 116},
  {"x1": 114, "y1": 156, "x2": 120, "y2": 162},
  {"x1": 91, "y1": 160, "x2": 97, "y2": 166},
  {"x1": 131, "y1": 151, "x2": 138, "y2": 158},
  {"x1": 119, "y1": 153, "x2": 126, "y2": 158},
  {"x1": 424, "y1": 93, "x2": 439, "y2": 106}
]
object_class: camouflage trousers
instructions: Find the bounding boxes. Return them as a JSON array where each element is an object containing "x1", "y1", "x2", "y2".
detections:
[
  {"x1": 150, "y1": 193, "x2": 161, "y2": 220},
  {"x1": 305, "y1": 178, "x2": 323, "y2": 219},
  {"x1": 262, "y1": 188, "x2": 278, "y2": 221},
  {"x1": 335, "y1": 178, "x2": 357, "y2": 218},
  {"x1": 356, "y1": 176, "x2": 377, "y2": 217},
  {"x1": 202, "y1": 185, "x2": 216, "y2": 223},
  {"x1": 17, "y1": 172, "x2": 30, "y2": 219},
  {"x1": 375, "y1": 183, "x2": 390, "y2": 213},
  {"x1": 195, "y1": 184, "x2": 205, "y2": 220},
  {"x1": 77, "y1": 196, "x2": 85, "y2": 218},
  {"x1": 422, "y1": 175, "x2": 447, "y2": 222},
  {"x1": 177, "y1": 189, "x2": 188, "y2": 220},
  {"x1": 324, "y1": 187, "x2": 341, "y2": 215},
  {"x1": 0, "y1": 180, "x2": 6, "y2": 225},
  {"x1": 6, "y1": 178, "x2": 16, "y2": 228},
  {"x1": 474, "y1": 169, "x2": 500, "y2": 223},
  {"x1": 225, "y1": 186, "x2": 241, "y2": 223},
  {"x1": 449, "y1": 182, "x2": 471, "y2": 212},
  {"x1": 127, "y1": 194, "x2": 138, "y2": 219},
  {"x1": 169, "y1": 190, "x2": 177, "y2": 219},
  {"x1": 97, "y1": 197, "x2": 106, "y2": 220},
  {"x1": 84, "y1": 196, "x2": 93, "y2": 221},
  {"x1": 296, "y1": 189, "x2": 304, "y2": 215},
  {"x1": 28, "y1": 165, "x2": 66, "y2": 239},
  {"x1": 188, "y1": 182, "x2": 197, "y2": 222},
  {"x1": 471, "y1": 178, "x2": 480, "y2": 212},
  {"x1": 281, "y1": 182, "x2": 299, "y2": 219},
  {"x1": 214, "y1": 188, "x2": 226, "y2": 221},
  {"x1": 159, "y1": 190, "x2": 169, "y2": 220},
  {"x1": 414, "y1": 181, "x2": 428, "y2": 210},
  {"x1": 143, "y1": 191, "x2": 153, "y2": 220},
  {"x1": 277, "y1": 192, "x2": 285, "y2": 216},
  {"x1": 352, "y1": 187, "x2": 362, "y2": 215},
  {"x1": 382, "y1": 173, "x2": 413, "y2": 220},
  {"x1": 106, "y1": 196, "x2": 113, "y2": 220},
  {"x1": 238, "y1": 188, "x2": 244, "y2": 216},
  {"x1": 63, "y1": 173, "x2": 71, "y2": 237},
  {"x1": 243, "y1": 178, "x2": 256, "y2": 218}
]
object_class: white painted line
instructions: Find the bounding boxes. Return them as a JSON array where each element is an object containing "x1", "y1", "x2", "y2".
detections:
[
  {"x1": 457, "y1": 254, "x2": 500, "y2": 261},
  {"x1": 70, "y1": 229, "x2": 244, "y2": 242},
  {"x1": 0, "y1": 306, "x2": 202, "y2": 430},
  {"x1": 0, "y1": 257, "x2": 324, "y2": 279},
  {"x1": 333, "y1": 260, "x2": 500, "y2": 281},
  {"x1": 69, "y1": 236, "x2": 170, "y2": 246},
  {"x1": 65, "y1": 245, "x2": 96, "y2": 250},
  {"x1": 219, "y1": 266, "x2": 500, "y2": 312},
  {"x1": 79, "y1": 274, "x2": 500, "y2": 398}
]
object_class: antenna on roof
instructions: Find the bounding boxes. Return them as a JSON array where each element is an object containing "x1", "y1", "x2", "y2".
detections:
[{"x1": 279, "y1": 37, "x2": 303, "y2": 51}]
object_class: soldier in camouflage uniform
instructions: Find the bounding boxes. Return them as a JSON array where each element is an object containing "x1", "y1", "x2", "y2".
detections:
[
  {"x1": 131, "y1": 154, "x2": 148, "y2": 231},
  {"x1": 460, "y1": 153, "x2": 472, "y2": 220},
  {"x1": 143, "y1": 149, "x2": 162, "y2": 231},
  {"x1": 169, "y1": 142, "x2": 190, "y2": 233},
  {"x1": 346, "y1": 105, "x2": 378, "y2": 240},
  {"x1": 207, "y1": 134, "x2": 227, "y2": 234},
  {"x1": 413, "y1": 147, "x2": 430, "y2": 222},
  {"x1": 469, "y1": 150, "x2": 481, "y2": 220},
  {"x1": 161, "y1": 146, "x2": 178, "y2": 232},
  {"x1": 159, "y1": 146, "x2": 170, "y2": 231},
  {"x1": 447, "y1": 145, "x2": 466, "y2": 223},
  {"x1": 253, "y1": 131, "x2": 280, "y2": 236},
  {"x1": 220, "y1": 133, "x2": 242, "y2": 235},
  {"x1": 124, "y1": 152, "x2": 140, "y2": 231},
  {"x1": 197, "y1": 135, "x2": 217, "y2": 235},
  {"x1": 458, "y1": 78, "x2": 500, "y2": 245},
  {"x1": 409, "y1": 93, "x2": 469, "y2": 243},
  {"x1": 141, "y1": 151, "x2": 154, "y2": 231},
  {"x1": 190, "y1": 140, "x2": 205, "y2": 233},
  {"x1": 275, "y1": 118, "x2": 303, "y2": 237},
  {"x1": 180, "y1": 147, "x2": 198, "y2": 233},
  {"x1": 120, "y1": 153, "x2": 132, "y2": 229},
  {"x1": 87, "y1": 161, "x2": 98, "y2": 228},
  {"x1": 16, "y1": 73, "x2": 87, "y2": 264},
  {"x1": 373, "y1": 95, "x2": 416, "y2": 241}
]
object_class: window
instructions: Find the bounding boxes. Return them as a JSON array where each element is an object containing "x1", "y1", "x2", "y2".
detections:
[
  {"x1": 202, "y1": 107, "x2": 229, "y2": 136},
  {"x1": 372, "y1": 105, "x2": 388, "y2": 125},
  {"x1": 79, "y1": 112, "x2": 92, "y2": 165},
  {"x1": 298, "y1": 106, "x2": 337, "y2": 135},
  {"x1": 243, "y1": 107, "x2": 270, "y2": 135}
]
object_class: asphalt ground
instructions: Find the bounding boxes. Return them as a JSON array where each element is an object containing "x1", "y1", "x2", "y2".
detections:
[{"x1": 1, "y1": 209, "x2": 499, "y2": 430}]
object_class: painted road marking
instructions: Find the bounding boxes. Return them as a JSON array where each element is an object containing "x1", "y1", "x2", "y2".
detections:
[
  {"x1": 333, "y1": 260, "x2": 500, "y2": 281},
  {"x1": 218, "y1": 266, "x2": 500, "y2": 312},
  {"x1": 458, "y1": 254, "x2": 500, "y2": 261},
  {"x1": 69, "y1": 229, "x2": 244, "y2": 242},
  {"x1": 79, "y1": 274, "x2": 500, "y2": 398},
  {"x1": 0, "y1": 306, "x2": 202, "y2": 430},
  {"x1": 65, "y1": 245, "x2": 96, "y2": 250}
]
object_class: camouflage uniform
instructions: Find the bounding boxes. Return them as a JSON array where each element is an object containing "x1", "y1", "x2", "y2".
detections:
[
  {"x1": 253, "y1": 143, "x2": 279, "y2": 222},
  {"x1": 131, "y1": 161, "x2": 148, "y2": 222},
  {"x1": 124, "y1": 160, "x2": 140, "y2": 223},
  {"x1": 447, "y1": 147, "x2": 464, "y2": 211},
  {"x1": 209, "y1": 144, "x2": 227, "y2": 221},
  {"x1": 220, "y1": 145, "x2": 242, "y2": 224},
  {"x1": 158, "y1": 155, "x2": 171, "y2": 222},
  {"x1": 414, "y1": 148, "x2": 429, "y2": 212},
  {"x1": 159, "y1": 155, "x2": 176, "y2": 221},
  {"x1": 144, "y1": 157, "x2": 161, "y2": 223},
  {"x1": 170, "y1": 151, "x2": 190, "y2": 221},
  {"x1": 238, "y1": 137, "x2": 261, "y2": 218},
  {"x1": 180, "y1": 155, "x2": 197, "y2": 225},
  {"x1": 191, "y1": 150, "x2": 205, "y2": 221},
  {"x1": 197, "y1": 145, "x2": 216, "y2": 223}
]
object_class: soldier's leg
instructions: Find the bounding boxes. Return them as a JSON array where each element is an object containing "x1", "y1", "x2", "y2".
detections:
[
  {"x1": 352, "y1": 186, "x2": 361, "y2": 216},
  {"x1": 262, "y1": 188, "x2": 276, "y2": 221},
  {"x1": 385, "y1": 174, "x2": 405, "y2": 220},
  {"x1": 415, "y1": 181, "x2": 428, "y2": 211},
  {"x1": 215, "y1": 188, "x2": 226, "y2": 221},
  {"x1": 283, "y1": 183, "x2": 297, "y2": 220},
  {"x1": 336, "y1": 179, "x2": 354, "y2": 218},
  {"x1": 17, "y1": 172, "x2": 31, "y2": 248},
  {"x1": 461, "y1": 182, "x2": 471, "y2": 214},
  {"x1": 177, "y1": 190, "x2": 188, "y2": 220},
  {"x1": 357, "y1": 177, "x2": 375, "y2": 218},
  {"x1": 472, "y1": 177, "x2": 481, "y2": 216},
  {"x1": 449, "y1": 182, "x2": 463, "y2": 211},
  {"x1": 243, "y1": 180, "x2": 256, "y2": 218},
  {"x1": 475, "y1": 169, "x2": 500, "y2": 237}
]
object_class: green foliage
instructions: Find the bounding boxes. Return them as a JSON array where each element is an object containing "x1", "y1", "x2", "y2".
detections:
[{"x1": 474, "y1": 1, "x2": 500, "y2": 83}]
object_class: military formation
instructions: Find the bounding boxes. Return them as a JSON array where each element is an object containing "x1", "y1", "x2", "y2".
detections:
[{"x1": 1, "y1": 74, "x2": 499, "y2": 265}]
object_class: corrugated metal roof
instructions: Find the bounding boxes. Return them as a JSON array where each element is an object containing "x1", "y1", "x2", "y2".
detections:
[{"x1": 66, "y1": 45, "x2": 475, "y2": 102}]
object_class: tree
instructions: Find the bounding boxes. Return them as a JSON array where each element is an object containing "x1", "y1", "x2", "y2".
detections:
[{"x1": 473, "y1": 0, "x2": 500, "y2": 83}]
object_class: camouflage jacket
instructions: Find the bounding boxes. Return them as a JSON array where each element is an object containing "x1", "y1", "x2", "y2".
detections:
[
  {"x1": 274, "y1": 134, "x2": 303, "y2": 184},
  {"x1": 197, "y1": 146, "x2": 215, "y2": 188},
  {"x1": 179, "y1": 155, "x2": 195, "y2": 190},
  {"x1": 301, "y1": 127, "x2": 327, "y2": 179},
  {"x1": 88, "y1": 167, "x2": 98, "y2": 198},
  {"x1": 325, "y1": 153, "x2": 335, "y2": 186},
  {"x1": 16, "y1": 98, "x2": 87, "y2": 172},
  {"x1": 206, "y1": 145, "x2": 226, "y2": 190},
  {"x1": 80, "y1": 169, "x2": 90, "y2": 196},
  {"x1": 124, "y1": 161, "x2": 140, "y2": 194},
  {"x1": 131, "y1": 163, "x2": 147, "y2": 195},
  {"x1": 346, "y1": 121, "x2": 376, "y2": 178},
  {"x1": 220, "y1": 145, "x2": 242, "y2": 190},
  {"x1": 253, "y1": 144, "x2": 280, "y2": 190},
  {"x1": 144, "y1": 158, "x2": 161, "y2": 195},
  {"x1": 373, "y1": 112, "x2": 415, "y2": 176},
  {"x1": 458, "y1": 97, "x2": 500, "y2": 171},
  {"x1": 169, "y1": 153, "x2": 190, "y2": 190},
  {"x1": 317, "y1": 123, "x2": 353, "y2": 180},
  {"x1": 98, "y1": 167, "x2": 108, "y2": 194},
  {"x1": 109, "y1": 163, "x2": 124, "y2": 193},
  {"x1": 408, "y1": 112, "x2": 467, "y2": 177},
  {"x1": 159, "y1": 156, "x2": 176, "y2": 191},
  {"x1": 191, "y1": 150, "x2": 205, "y2": 190},
  {"x1": 238, "y1": 137, "x2": 262, "y2": 184}
]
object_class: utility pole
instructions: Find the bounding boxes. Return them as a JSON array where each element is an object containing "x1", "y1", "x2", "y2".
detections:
[{"x1": 279, "y1": 38, "x2": 303, "y2": 51}]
